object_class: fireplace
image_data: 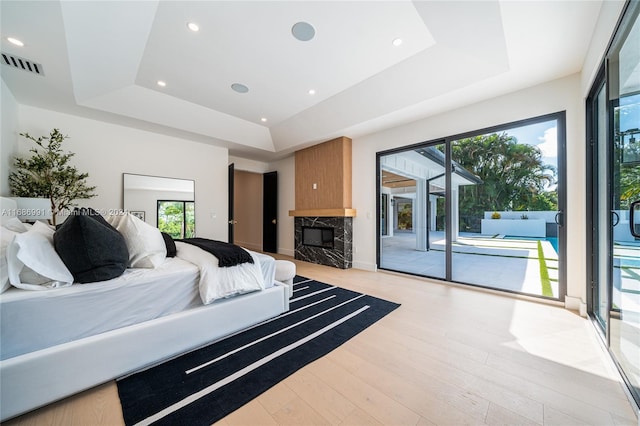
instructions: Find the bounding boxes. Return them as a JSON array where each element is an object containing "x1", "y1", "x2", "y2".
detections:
[
  {"x1": 294, "y1": 217, "x2": 352, "y2": 269},
  {"x1": 302, "y1": 226, "x2": 334, "y2": 249}
]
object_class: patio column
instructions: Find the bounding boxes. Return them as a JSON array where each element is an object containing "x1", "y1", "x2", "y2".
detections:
[
  {"x1": 429, "y1": 195, "x2": 437, "y2": 230},
  {"x1": 451, "y1": 187, "x2": 459, "y2": 242},
  {"x1": 415, "y1": 179, "x2": 427, "y2": 251}
]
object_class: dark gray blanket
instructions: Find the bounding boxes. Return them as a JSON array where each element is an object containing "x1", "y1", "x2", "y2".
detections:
[{"x1": 178, "y1": 238, "x2": 254, "y2": 267}]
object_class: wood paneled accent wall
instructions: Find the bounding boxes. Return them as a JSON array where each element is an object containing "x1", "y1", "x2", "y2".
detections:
[{"x1": 294, "y1": 137, "x2": 352, "y2": 212}]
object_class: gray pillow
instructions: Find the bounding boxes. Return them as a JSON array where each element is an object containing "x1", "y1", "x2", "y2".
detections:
[{"x1": 54, "y1": 208, "x2": 129, "y2": 283}]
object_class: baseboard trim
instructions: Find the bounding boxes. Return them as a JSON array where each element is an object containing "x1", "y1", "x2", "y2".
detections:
[
  {"x1": 565, "y1": 295, "x2": 587, "y2": 317},
  {"x1": 278, "y1": 248, "x2": 295, "y2": 257},
  {"x1": 352, "y1": 261, "x2": 377, "y2": 272}
]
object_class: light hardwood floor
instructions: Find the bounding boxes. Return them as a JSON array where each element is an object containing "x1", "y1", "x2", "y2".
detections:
[{"x1": 5, "y1": 256, "x2": 639, "y2": 425}]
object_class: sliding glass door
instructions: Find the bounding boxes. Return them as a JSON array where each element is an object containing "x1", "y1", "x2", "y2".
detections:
[
  {"x1": 587, "y1": 0, "x2": 640, "y2": 408},
  {"x1": 450, "y1": 117, "x2": 564, "y2": 298},
  {"x1": 378, "y1": 142, "x2": 447, "y2": 279},
  {"x1": 377, "y1": 113, "x2": 566, "y2": 301}
]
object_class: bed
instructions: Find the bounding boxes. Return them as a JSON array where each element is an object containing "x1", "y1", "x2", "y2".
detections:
[{"x1": 0, "y1": 198, "x2": 289, "y2": 421}]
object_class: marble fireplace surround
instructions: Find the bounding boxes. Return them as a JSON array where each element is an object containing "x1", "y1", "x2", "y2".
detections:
[{"x1": 294, "y1": 216, "x2": 353, "y2": 269}]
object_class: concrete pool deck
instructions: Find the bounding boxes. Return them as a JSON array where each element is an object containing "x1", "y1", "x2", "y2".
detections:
[{"x1": 380, "y1": 232, "x2": 559, "y2": 298}]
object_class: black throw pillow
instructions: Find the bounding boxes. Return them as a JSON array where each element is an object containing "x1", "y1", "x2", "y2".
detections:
[
  {"x1": 54, "y1": 208, "x2": 129, "y2": 283},
  {"x1": 161, "y1": 232, "x2": 177, "y2": 257}
]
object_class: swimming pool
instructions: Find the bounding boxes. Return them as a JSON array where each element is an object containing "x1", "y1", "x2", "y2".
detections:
[{"x1": 504, "y1": 236, "x2": 559, "y2": 253}]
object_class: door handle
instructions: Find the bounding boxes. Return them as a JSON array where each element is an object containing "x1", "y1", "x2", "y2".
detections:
[
  {"x1": 554, "y1": 211, "x2": 564, "y2": 226},
  {"x1": 612, "y1": 211, "x2": 620, "y2": 227},
  {"x1": 228, "y1": 220, "x2": 238, "y2": 225},
  {"x1": 631, "y1": 200, "x2": 640, "y2": 238},
  {"x1": 271, "y1": 219, "x2": 277, "y2": 225}
]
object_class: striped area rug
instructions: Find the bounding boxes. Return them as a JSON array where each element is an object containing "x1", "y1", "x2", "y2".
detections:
[{"x1": 117, "y1": 276, "x2": 400, "y2": 426}]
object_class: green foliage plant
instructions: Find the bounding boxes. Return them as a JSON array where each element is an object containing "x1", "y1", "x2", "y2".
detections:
[
  {"x1": 443, "y1": 132, "x2": 557, "y2": 231},
  {"x1": 9, "y1": 129, "x2": 96, "y2": 225}
]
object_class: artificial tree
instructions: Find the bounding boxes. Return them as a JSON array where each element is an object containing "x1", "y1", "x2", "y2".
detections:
[{"x1": 9, "y1": 128, "x2": 96, "y2": 225}]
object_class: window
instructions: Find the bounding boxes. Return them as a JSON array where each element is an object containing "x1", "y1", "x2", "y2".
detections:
[
  {"x1": 377, "y1": 112, "x2": 566, "y2": 300},
  {"x1": 157, "y1": 200, "x2": 195, "y2": 239}
]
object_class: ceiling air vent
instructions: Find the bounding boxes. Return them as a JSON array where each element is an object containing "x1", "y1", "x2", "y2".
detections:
[{"x1": 1, "y1": 52, "x2": 44, "y2": 76}]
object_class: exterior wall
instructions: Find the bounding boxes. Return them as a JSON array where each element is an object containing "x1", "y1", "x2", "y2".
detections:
[{"x1": 481, "y1": 219, "x2": 546, "y2": 238}]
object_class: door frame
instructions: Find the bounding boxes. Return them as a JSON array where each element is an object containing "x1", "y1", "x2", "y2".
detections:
[
  {"x1": 376, "y1": 111, "x2": 567, "y2": 301},
  {"x1": 586, "y1": 64, "x2": 609, "y2": 339},
  {"x1": 585, "y1": 0, "x2": 640, "y2": 410}
]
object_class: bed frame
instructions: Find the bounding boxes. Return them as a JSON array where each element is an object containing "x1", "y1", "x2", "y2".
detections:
[
  {"x1": 0, "y1": 282, "x2": 289, "y2": 421},
  {"x1": 0, "y1": 196, "x2": 290, "y2": 421}
]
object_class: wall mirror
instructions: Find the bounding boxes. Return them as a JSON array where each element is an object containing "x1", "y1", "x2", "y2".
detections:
[{"x1": 123, "y1": 173, "x2": 195, "y2": 238}]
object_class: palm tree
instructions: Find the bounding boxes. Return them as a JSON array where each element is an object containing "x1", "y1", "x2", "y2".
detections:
[{"x1": 450, "y1": 133, "x2": 556, "y2": 232}]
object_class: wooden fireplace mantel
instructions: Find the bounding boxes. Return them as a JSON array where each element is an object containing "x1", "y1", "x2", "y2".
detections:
[{"x1": 288, "y1": 208, "x2": 357, "y2": 217}]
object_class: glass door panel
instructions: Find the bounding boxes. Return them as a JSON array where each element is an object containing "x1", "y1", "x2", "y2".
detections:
[
  {"x1": 608, "y1": 7, "x2": 640, "y2": 399},
  {"x1": 586, "y1": 1, "x2": 640, "y2": 408},
  {"x1": 450, "y1": 119, "x2": 562, "y2": 299},
  {"x1": 379, "y1": 142, "x2": 447, "y2": 279}
]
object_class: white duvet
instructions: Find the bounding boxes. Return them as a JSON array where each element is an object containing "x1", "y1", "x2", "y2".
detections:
[{"x1": 175, "y1": 241, "x2": 265, "y2": 305}]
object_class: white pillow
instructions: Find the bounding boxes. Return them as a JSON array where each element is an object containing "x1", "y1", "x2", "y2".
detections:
[
  {"x1": 2, "y1": 217, "x2": 29, "y2": 233},
  {"x1": 1, "y1": 221, "x2": 44, "y2": 292},
  {"x1": 107, "y1": 213, "x2": 166, "y2": 268},
  {"x1": 1, "y1": 227, "x2": 18, "y2": 293},
  {"x1": 31, "y1": 220, "x2": 55, "y2": 242},
  {"x1": 6, "y1": 228, "x2": 74, "y2": 290}
]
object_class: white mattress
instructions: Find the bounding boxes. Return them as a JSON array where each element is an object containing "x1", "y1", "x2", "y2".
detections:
[
  {"x1": 0, "y1": 257, "x2": 200, "y2": 360},
  {"x1": 1, "y1": 248, "x2": 277, "y2": 361}
]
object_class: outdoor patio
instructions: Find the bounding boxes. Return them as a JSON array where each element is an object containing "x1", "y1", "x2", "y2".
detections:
[{"x1": 380, "y1": 232, "x2": 559, "y2": 298}]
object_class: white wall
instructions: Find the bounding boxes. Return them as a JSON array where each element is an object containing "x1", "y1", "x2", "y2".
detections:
[
  {"x1": 229, "y1": 155, "x2": 271, "y2": 174},
  {"x1": 351, "y1": 74, "x2": 587, "y2": 303},
  {"x1": 580, "y1": 0, "x2": 627, "y2": 95},
  {"x1": 269, "y1": 156, "x2": 295, "y2": 257},
  {"x1": 1, "y1": 78, "x2": 19, "y2": 197},
  {"x1": 17, "y1": 105, "x2": 229, "y2": 240}
]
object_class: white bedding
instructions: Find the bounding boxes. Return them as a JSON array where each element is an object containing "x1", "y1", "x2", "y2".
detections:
[
  {"x1": 175, "y1": 241, "x2": 273, "y2": 304},
  {"x1": 1, "y1": 246, "x2": 277, "y2": 361}
]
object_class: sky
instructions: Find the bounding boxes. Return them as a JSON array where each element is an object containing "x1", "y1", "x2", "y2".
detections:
[
  {"x1": 506, "y1": 119, "x2": 558, "y2": 167},
  {"x1": 501, "y1": 119, "x2": 558, "y2": 191}
]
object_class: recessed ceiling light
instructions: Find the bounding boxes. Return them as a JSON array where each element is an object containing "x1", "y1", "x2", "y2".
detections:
[
  {"x1": 392, "y1": 38, "x2": 403, "y2": 47},
  {"x1": 7, "y1": 37, "x2": 24, "y2": 47},
  {"x1": 157, "y1": 80, "x2": 166, "y2": 87},
  {"x1": 261, "y1": 117, "x2": 268, "y2": 123},
  {"x1": 308, "y1": 89, "x2": 316, "y2": 95},
  {"x1": 187, "y1": 22, "x2": 199, "y2": 32},
  {"x1": 292, "y1": 22, "x2": 315, "y2": 42},
  {"x1": 231, "y1": 83, "x2": 249, "y2": 93}
]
